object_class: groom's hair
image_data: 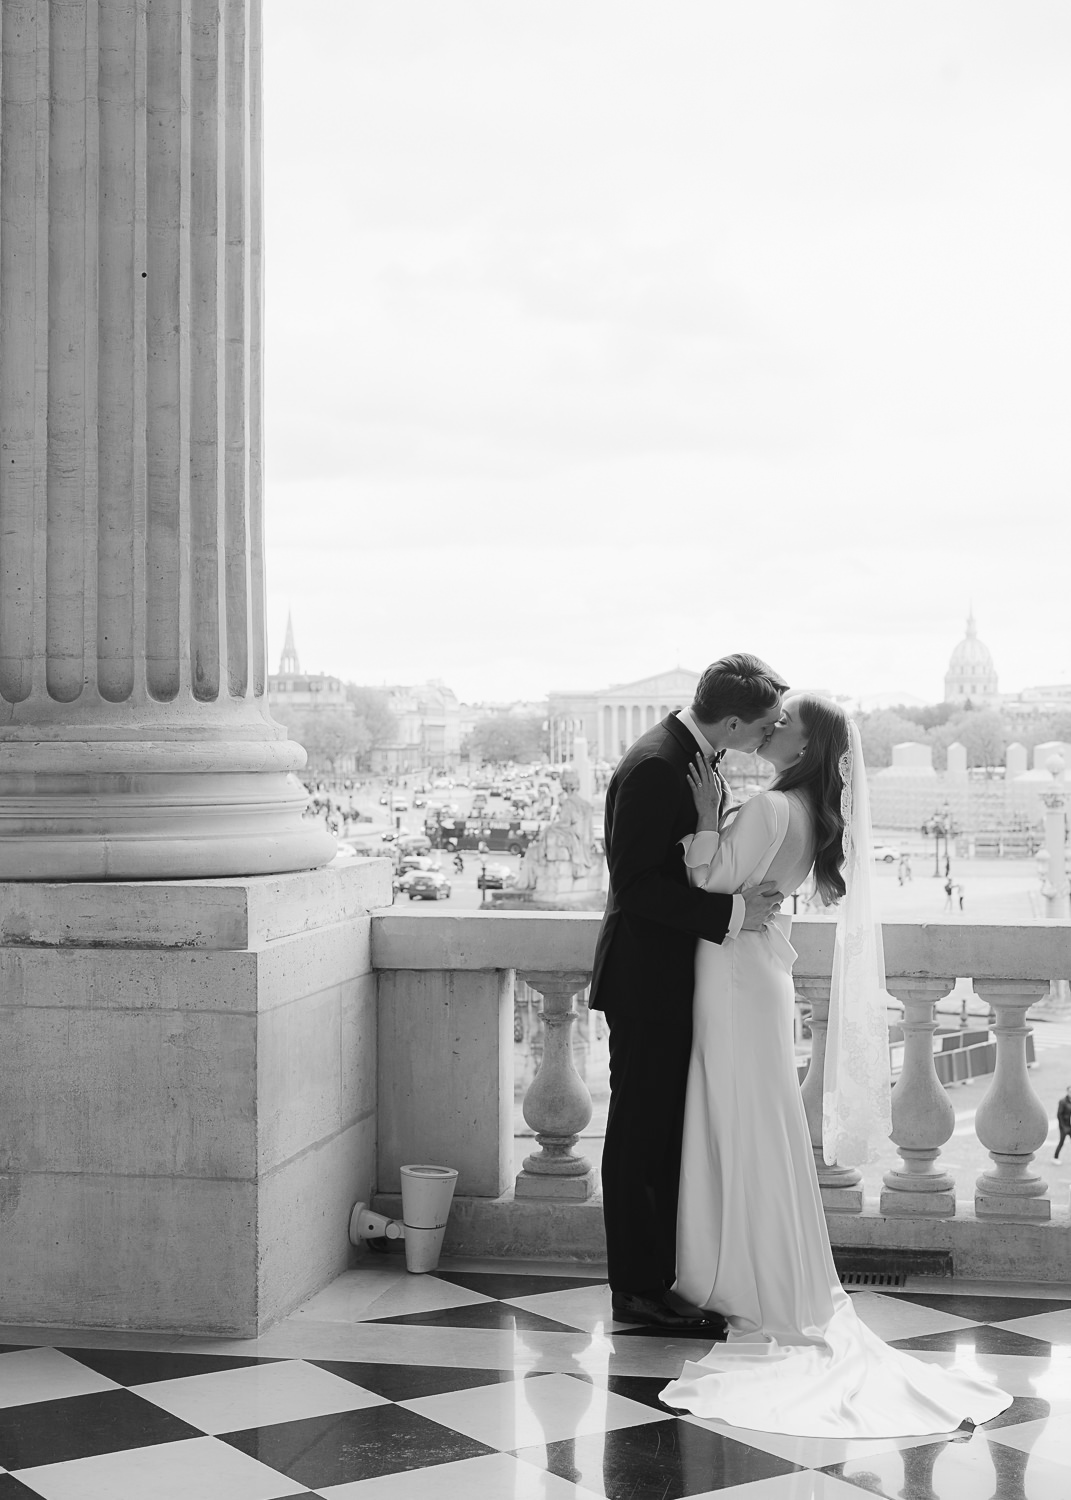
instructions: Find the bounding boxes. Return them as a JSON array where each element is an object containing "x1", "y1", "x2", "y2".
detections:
[{"x1": 692, "y1": 653, "x2": 789, "y2": 724}]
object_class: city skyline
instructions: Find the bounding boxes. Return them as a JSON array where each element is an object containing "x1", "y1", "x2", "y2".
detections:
[
  {"x1": 262, "y1": 4, "x2": 1069, "y2": 705},
  {"x1": 268, "y1": 606, "x2": 1060, "y2": 712}
]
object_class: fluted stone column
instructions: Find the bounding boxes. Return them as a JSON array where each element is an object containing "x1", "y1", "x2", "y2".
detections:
[
  {"x1": 0, "y1": 0, "x2": 332, "y2": 878},
  {"x1": 880, "y1": 978, "x2": 957, "y2": 1216},
  {"x1": 796, "y1": 977, "x2": 863, "y2": 1212}
]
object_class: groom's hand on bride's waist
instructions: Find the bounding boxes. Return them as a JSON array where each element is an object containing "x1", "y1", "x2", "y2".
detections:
[{"x1": 740, "y1": 883, "x2": 783, "y2": 931}]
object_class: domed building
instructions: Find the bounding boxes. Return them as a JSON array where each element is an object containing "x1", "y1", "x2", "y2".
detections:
[{"x1": 944, "y1": 609, "x2": 999, "y2": 707}]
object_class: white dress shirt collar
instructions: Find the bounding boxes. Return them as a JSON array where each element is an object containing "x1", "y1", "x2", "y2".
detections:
[{"x1": 676, "y1": 706, "x2": 718, "y2": 761}]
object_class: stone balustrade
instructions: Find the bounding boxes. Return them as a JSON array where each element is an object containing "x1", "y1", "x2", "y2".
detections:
[{"x1": 370, "y1": 911, "x2": 1071, "y2": 1279}]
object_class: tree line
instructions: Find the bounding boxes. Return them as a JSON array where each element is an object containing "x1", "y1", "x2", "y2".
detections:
[{"x1": 857, "y1": 703, "x2": 1071, "y2": 775}]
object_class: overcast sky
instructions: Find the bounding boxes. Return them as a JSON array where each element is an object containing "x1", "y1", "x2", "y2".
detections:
[{"x1": 262, "y1": 1, "x2": 1069, "y2": 705}]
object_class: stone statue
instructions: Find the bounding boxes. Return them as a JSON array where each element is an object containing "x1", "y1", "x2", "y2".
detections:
[{"x1": 519, "y1": 768, "x2": 600, "y2": 897}]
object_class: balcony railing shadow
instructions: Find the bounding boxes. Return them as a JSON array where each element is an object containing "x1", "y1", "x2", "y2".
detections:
[{"x1": 370, "y1": 910, "x2": 1071, "y2": 1281}]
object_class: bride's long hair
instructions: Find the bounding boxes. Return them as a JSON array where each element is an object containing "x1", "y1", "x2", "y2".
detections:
[{"x1": 771, "y1": 696, "x2": 850, "y2": 905}]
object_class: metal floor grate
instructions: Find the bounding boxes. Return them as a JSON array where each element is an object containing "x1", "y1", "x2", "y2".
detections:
[{"x1": 840, "y1": 1269, "x2": 907, "y2": 1289}]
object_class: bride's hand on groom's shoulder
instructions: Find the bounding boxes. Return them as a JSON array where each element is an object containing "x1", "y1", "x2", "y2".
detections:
[{"x1": 687, "y1": 752, "x2": 726, "y2": 832}]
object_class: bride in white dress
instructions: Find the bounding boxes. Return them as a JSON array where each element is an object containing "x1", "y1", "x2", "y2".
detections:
[{"x1": 660, "y1": 694, "x2": 1010, "y2": 1437}]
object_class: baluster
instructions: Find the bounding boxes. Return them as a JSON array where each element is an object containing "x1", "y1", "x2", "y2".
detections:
[
  {"x1": 796, "y1": 978, "x2": 863, "y2": 1212},
  {"x1": 973, "y1": 982, "x2": 1051, "y2": 1221},
  {"x1": 515, "y1": 971, "x2": 597, "y2": 1201},
  {"x1": 880, "y1": 979, "x2": 957, "y2": 1216}
]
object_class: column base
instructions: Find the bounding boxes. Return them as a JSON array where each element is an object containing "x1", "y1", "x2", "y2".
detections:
[
  {"x1": 0, "y1": 736, "x2": 335, "y2": 879},
  {"x1": 821, "y1": 1185, "x2": 864, "y2": 1214},
  {"x1": 974, "y1": 1194, "x2": 1051, "y2": 1223},
  {"x1": 879, "y1": 1187, "x2": 957, "y2": 1217},
  {"x1": 515, "y1": 1168, "x2": 599, "y2": 1202}
]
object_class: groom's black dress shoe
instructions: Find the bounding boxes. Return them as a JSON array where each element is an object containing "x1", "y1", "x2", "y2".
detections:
[{"x1": 611, "y1": 1292, "x2": 728, "y2": 1336}]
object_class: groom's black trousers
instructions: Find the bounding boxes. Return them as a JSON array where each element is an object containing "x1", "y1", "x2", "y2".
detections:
[{"x1": 601, "y1": 1000, "x2": 694, "y2": 1298}]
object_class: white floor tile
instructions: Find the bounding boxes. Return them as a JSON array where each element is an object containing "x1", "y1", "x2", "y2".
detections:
[
  {"x1": 506, "y1": 1282, "x2": 632, "y2": 1334},
  {"x1": 291, "y1": 1267, "x2": 493, "y2": 1324},
  {"x1": 434, "y1": 1255, "x2": 608, "y2": 1280},
  {"x1": 848, "y1": 1291, "x2": 980, "y2": 1342},
  {"x1": 13, "y1": 1436, "x2": 299, "y2": 1500},
  {"x1": 993, "y1": 1307, "x2": 1071, "y2": 1346},
  {"x1": 0, "y1": 1347, "x2": 118, "y2": 1410},
  {"x1": 987, "y1": 1413, "x2": 1071, "y2": 1466},
  {"x1": 317, "y1": 1450, "x2": 606, "y2": 1499},
  {"x1": 402, "y1": 1371, "x2": 665, "y2": 1450},
  {"x1": 131, "y1": 1357, "x2": 386, "y2": 1433},
  {"x1": 690, "y1": 1474, "x2": 864, "y2": 1499},
  {"x1": 234, "y1": 1317, "x2": 531, "y2": 1367},
  {"x1": 287, "y1": 1268, "x2": 407, "y2": 1322},
  {"x1": 894, "y1": 1346, "x2": 1053, "y2": 1397}
]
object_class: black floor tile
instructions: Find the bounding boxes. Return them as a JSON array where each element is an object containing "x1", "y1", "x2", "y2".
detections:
[
  {"x1": 432, "y1": 1270, "x2": 606, "y2": 1300},
  {"x1": 0, "y1": 1477, "x2": 49, "y2": 1499},
  {"x1": 0, "y1": 1387, "x2": 202, "y2": 1471},
  {"x1": 515, "y1": 1419, "x2": 803, "y2": 1498},
  {"x1": 609, "y1": 1321, "x2": 729, "y2": 1342},
  {"x1": 309, "y1": 1358, "x2": 522, "y2": 1402},
  {"x1": 59, "y1": 1346, "x2": 282, "y2": 1386},
  {"x1": 890, "y1": 1325, "x2": 1053, "y2": 1356},
  {"x1": 580, "y1": 1370, "x2": 684, "y2": 1415},
  {"x1": 220, "y1": 1403, "x2": 496, "y2": 1489},
  {"x1": 367, "y1": 1301, "x2": 581, "y2": 1334},
  {"x1": 889, "y1": 1291, "x2": 1071, "y2": 1323}
]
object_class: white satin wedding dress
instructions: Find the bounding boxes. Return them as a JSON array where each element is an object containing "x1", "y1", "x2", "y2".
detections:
[{"x1": 660, "y1": 789, "x2": 1010, "y2": 1437}]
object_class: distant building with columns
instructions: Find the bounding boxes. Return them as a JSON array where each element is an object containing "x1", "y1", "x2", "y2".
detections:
[{"x1": 549, "y1": 668, "x2": 701, "y2": 763}]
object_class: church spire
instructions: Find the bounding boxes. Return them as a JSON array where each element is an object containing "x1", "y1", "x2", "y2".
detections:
[{"x1": 278, "y1": 611, "x2": 300, "y2": 675}]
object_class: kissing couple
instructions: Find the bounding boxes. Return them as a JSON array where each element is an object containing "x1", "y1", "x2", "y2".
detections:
[{"x1": 587, "y1": 653, "x2": 1010, "y2": 1438}]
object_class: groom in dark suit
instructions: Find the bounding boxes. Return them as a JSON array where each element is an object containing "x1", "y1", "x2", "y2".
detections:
[{"x1": 589, "y1": 654, "x2": 789, "y2": 1331}]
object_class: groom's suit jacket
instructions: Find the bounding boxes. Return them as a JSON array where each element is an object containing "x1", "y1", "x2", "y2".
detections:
[{"x1": 588, "y1": 714, "x2": 735, "y2": 1018}]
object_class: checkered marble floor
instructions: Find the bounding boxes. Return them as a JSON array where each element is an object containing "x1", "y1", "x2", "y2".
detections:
[{"x1": 1, "y1": 1261, "x2": 1070, "y2": 1499}]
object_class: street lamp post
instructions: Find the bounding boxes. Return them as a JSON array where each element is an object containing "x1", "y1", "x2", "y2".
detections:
[{"x1": 922, "y1": 805, "x2": 956, "y2": 878}]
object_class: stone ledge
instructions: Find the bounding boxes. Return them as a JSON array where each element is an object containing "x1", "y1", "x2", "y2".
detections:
[
  {"x1": 371, "y1": 911, "x2": 1071, "y2": 980},
  {"x1": 0, "y1": 860, "x2": 391, "y2": 951},
  {"x1": 373, "y1": 1189, "x2": 1071, "y2": 1284}
]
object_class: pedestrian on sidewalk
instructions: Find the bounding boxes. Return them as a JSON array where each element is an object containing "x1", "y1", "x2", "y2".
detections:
[{"x1": 1056, "y1": 1085, "x2": 1071, "y2": 1160}]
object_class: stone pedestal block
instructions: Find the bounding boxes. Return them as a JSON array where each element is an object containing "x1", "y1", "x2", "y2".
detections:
[
  {"x1": 0, "y1": 858, "x2": 389, "y2": 1335},
  {"x1": 376, "y1": 967, "x2": 514, "y2": 1199}
]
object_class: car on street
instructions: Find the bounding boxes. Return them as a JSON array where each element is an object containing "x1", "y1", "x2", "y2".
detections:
[
  {"x1": 873, "y1": 844, "x2": 900, "y2": 863},
  {"x1": 396, "y1": 857, "x2": 443, "y2": 893},
  {"x1": 393, "y1": 797, "x2": 409, "y2": 811},
  {"x1": 477, "y1": 861, "x2": 516, "y2": 891},
  {"x1": 406, "y1": 871, "x2": 452, "y2": 901}
]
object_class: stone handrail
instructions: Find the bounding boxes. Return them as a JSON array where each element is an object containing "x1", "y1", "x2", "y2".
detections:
[{"x1": 371, "y1": 912, "x2": 1071, "y2": 1272}]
